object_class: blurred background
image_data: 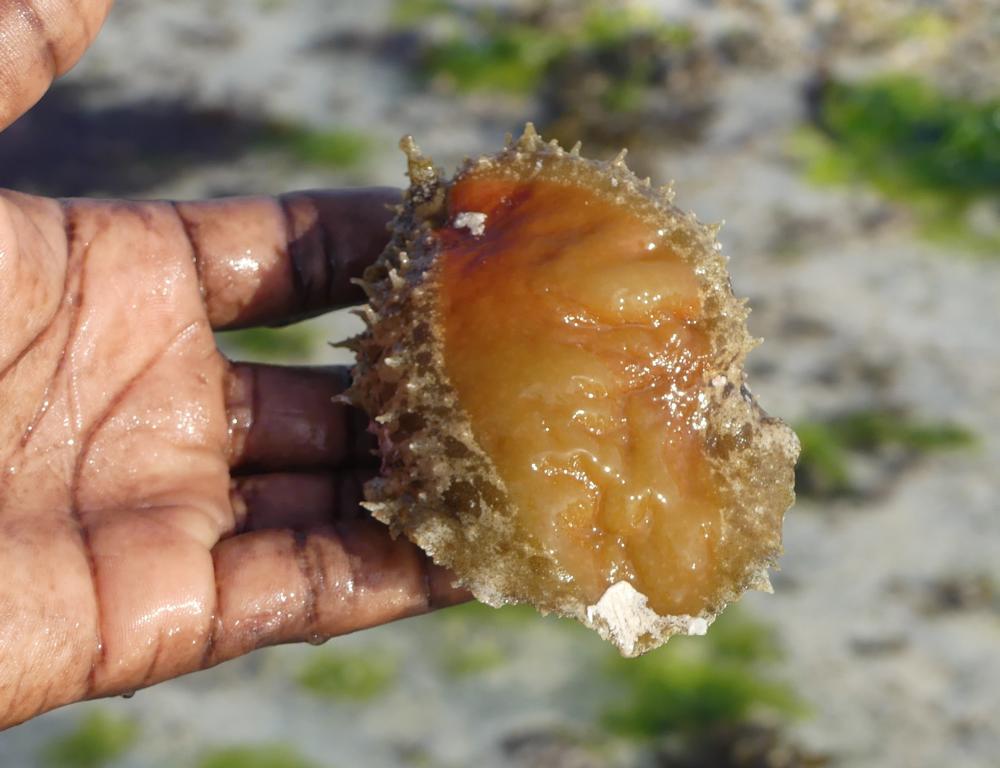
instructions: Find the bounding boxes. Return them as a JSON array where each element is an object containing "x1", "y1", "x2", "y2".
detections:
[{"x1": 1, "y1": 0, "x2": 998, "y2": 766}]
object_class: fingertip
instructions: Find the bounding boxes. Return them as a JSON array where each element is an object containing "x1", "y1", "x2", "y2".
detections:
[
  {"x1": 427, "y1": 563, "x2": 474, "y2": 609},
  {"x1": 0, "y1": 0, "x2": 114, "y2": 131}
]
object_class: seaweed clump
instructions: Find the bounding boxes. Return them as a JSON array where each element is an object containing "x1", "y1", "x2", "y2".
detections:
[
  {"x1": 392, "y1": 0, "x2": 718, "y2": 153},
  {"x1": 798, "y1": 74, "x2": 1000, "y2": 253}
]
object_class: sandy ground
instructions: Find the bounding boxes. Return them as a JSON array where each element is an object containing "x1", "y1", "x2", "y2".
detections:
[{"x1": 0, "y1": 1, "x2": 998, "y2": 766}]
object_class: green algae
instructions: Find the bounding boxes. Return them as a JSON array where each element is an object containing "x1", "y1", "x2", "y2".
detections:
[
  {"x1": 796, "y1": 409, "x2": 976, "y2": 498},
  {"x1": 601, "y1": 612, "x2": 800, "y2": 738},
  {"x1": 43, "y1": 711, "x2": 138, "y2": 768},
  {"x1": 198, "y1": 744, "x2": 324, "y2": 768},
  {"x1": 297, "y1": 649, "x2": 397, "y2": 701},
  {"x1": 795, "y1": 75, "x2": 1000, "y2": 254}
]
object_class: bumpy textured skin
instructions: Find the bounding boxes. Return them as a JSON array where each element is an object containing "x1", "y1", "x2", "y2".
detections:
[{"x1": 347, "y1": 126, "x2": 799, "y2": 656}]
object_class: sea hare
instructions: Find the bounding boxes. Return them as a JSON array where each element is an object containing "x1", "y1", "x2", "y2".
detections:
[{"x1": 348, "y1": 125, "x2": 798, "y2": 656}]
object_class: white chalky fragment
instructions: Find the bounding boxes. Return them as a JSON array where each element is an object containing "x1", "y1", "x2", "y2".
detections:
[
  {"x1": 454, "y1": 211, "x2": 487, "y2": 236},
  {"x1": 586, "y1": 581, "x2": 712, "y2": 655},
  {"x1": 587, "y1": 581, "x2": 665, "y2": 656},
  {"x1": 687, "y1": 617, "x2": 709, "y2": 636}
]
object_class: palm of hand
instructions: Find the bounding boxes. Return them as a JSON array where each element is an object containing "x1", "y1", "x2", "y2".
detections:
[{"x1": 0, "y1": 191, "x2": 462, "y2": 727}]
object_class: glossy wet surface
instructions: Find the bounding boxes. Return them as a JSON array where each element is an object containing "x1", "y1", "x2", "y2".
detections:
[{"x1": 438, "y1": 174, "x2": 733, "y2": 616}]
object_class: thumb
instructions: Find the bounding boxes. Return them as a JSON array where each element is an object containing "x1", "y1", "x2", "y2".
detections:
[{"x1": 0, "y1": 0, "x2": 114, "y2": 131}]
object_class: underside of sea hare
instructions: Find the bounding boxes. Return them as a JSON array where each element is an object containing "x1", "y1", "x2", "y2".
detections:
[{"x1": 348, "y1": 125, "x2": 799, "y2": 656}]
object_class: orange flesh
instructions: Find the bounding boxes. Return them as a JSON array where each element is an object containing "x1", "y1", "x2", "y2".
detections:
[{"x1": 437, "y1": 174, "x2": 726, "y2": 616}]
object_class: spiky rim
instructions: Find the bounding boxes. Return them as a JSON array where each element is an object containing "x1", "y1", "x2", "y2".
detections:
[{"x1": 348, "y1": 125, "x2": 799, "y2": 656}]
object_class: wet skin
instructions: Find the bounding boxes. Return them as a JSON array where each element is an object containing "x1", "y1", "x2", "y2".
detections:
[
  {"x1": 0, "y1": 1, "x2": 466, "y2": 730},
  {"x1": 0, "y1": 189, "x2": 471, "y2": 729}
]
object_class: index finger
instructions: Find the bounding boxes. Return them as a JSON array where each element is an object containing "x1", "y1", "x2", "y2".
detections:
[{"x1": 172, "y1": 187, "x2": 400, "y2": 330}]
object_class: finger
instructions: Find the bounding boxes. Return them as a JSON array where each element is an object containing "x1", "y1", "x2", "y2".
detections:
[
  {"x1": 224, "y1": 362, "x2": 376, "y2": 473},
  {"x1": 204, "y1": 520, "x2": 471, "y2": 667},
  {"x1": 228, "y1": 471, "x2": 370, "y2": 534},
  {"x1": 0, "y1": 0, "x2": 114, "y2": 130},
  {"x1": 172, "y1": 188, "x2": 400, "y2": 330}
]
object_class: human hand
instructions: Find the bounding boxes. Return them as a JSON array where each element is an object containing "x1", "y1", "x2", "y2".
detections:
[{"x1": 0, "y1": 2, "x2": 466, "y2": 730}]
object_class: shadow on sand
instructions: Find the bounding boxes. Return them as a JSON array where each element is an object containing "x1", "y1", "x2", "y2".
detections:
[{"x1": 0, "y1": 84, "x2": 274, "y2": 197}]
